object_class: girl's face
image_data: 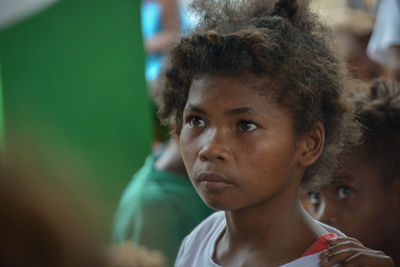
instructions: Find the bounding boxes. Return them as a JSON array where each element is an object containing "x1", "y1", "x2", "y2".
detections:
[{"x1": 179, "y1": 74, "x2": 304, "y2": 211}]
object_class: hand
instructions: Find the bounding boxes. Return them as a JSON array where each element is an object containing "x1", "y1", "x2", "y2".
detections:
[{"x1": 319, "y1": 237, "x2": 394, "y2": 267}]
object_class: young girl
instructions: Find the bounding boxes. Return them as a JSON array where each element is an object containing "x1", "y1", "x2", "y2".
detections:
[{"x1": 158, "y1": 0, "x2": 360, "y2": 265}]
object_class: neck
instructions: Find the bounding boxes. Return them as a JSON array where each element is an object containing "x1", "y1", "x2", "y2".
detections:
[
  {"x1": 216, "y1": 183, "x2": 326, "y2": 266},
  {"x1": 225, "y1": 200, "x2": 321, "y2": 250}
]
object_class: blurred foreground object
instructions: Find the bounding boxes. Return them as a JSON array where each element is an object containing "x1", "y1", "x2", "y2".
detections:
[
  {"x1": 0, "y1": 153, "x2": 165, "y2": 267},
  {"x1": 0, "y1": 0, "x2": 60, "y2": 154},
  {"x1": 0, "y1": 159, "x2": 104, "y2": 267},
  {"x1": 107, "y1": 242, "x2": 164, "y2": 267},
  {"x1": 0, "y1": 0, "x2": 152, "y2": 235}
]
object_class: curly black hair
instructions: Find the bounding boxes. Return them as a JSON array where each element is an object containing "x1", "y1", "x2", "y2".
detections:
[
  {"x1": 350, "y1": 78, "x2": 400, "y2": 187},
  {"x1": 158, "y1": 0, "x2": 360, "y2": 190}
]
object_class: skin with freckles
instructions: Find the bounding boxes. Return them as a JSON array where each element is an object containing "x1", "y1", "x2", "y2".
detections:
[
  {"x1": 178, "y1": 74, "x2": 330, "y2": 266},
  {"x1": 180, "y1": 75, "x2": 302, "y2": 211}
]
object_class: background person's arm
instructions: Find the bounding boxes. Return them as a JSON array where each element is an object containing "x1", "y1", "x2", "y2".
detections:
[{"x1": 145, "y1": 0, "x2": 180, "y2": 53}]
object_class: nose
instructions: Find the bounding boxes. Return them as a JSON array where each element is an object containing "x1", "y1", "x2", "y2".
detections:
[
  {"x1": 198, "y1": 128, "x2": 231, "y2": 162},
  {"x1": 316, "y1": 198, "x2": 338, "y2": 226}
]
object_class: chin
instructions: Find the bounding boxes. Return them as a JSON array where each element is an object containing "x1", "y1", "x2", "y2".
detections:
[
  {"x1": 200, "y1": 197, "x2": 231, "y2": 211},
  {"x1": 202, "y1": 197, "x2": 244, "y2": 212}
]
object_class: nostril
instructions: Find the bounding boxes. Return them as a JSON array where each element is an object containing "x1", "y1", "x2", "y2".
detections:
[
  {"x1": 197, "y1": 129, "x2": 230, "y2": 162},
  {"x1": 199, "y1": 154, "x2": 208, "y2": 162},
  {"x1": 216, "y1": 155, "x2": 224, "y2": 161},
  {"x1": 198, "y1": 147, "x2": 227, "y2": 162}
]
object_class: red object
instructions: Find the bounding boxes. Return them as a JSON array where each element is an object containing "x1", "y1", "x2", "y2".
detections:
[{"x1": 302, "y1": 233, "x2": 337, "y2": 257}]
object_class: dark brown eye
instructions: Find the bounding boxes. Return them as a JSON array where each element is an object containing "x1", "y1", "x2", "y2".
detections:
[
  {"x1": 189, "y1": 116, "x2": 206, "y2": 128},
  {"x1": 237, "y1": 120, "x2": 257, "y2": 132}
]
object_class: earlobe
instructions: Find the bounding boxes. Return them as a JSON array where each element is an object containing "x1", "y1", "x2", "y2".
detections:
[{"x1": 299, "y1": 122, "x2": 325, "y2": 167}]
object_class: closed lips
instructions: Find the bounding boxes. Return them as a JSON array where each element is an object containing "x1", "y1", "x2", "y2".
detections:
[{"x1": 197, "y1": 173, "x2": 233, "y2": 185}]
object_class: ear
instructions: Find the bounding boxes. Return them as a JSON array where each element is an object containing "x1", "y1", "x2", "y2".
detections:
[{"x1": 298, "y1": 122, "x2": 325, "y2": 168}]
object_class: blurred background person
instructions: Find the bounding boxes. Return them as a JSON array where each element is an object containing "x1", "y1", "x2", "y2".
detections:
[
  {"x1": 311, "y1": 0, "x2": 384, "y2": 82},
  {"x1": 112, "y1": 126, "x2": 213, "y2": 267},
  {"x1": 142, "y1": 0, "x2": 195, "y2": 85},
  {"x1": 142, "y1": 0, "x2": 195, "y2": 149},
  {"x1": 112, "y1": 5, "x2": 213, "y2": 265},
  {"x1": 142, "y1": 0, "x2": 180, "y2": 85},
  {"x1": 367, "y1": 0, "x2": 400, "y2": 80},
  {"x1": 306, "y1": 79, "x2": 400, "y2": 264}
]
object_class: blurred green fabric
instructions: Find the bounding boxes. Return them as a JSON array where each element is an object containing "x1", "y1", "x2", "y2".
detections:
[{"x1": 112, "y1": 153, "x2": 214, "y2": 266}]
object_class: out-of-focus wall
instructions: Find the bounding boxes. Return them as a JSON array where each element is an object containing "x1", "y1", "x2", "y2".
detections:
[{"x1": 0, "y1": 0, "x2": 152, "y2": 239}]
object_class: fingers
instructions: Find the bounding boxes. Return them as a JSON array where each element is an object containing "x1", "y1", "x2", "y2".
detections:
[
  {"x1": 328, "y1": 237, "x2": 365, "y2": 250},
  {"x1": 319, "y1": 237, "x2": 395, "y2": 267},
  {"x1": 320, "y1": 247, "x2": 365, "y2": 266}
]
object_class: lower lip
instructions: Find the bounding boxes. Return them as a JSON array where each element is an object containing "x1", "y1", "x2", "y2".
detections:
[{"x1": 200, "y1": 181, "x2": 233, "y2": 191}]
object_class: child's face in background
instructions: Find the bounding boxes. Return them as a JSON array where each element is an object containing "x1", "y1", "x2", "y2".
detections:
[
  {"x1": 307, "y1": 148, "x2": 399, "y2": 249},
  {"x1": 179, "y1": 74, "x2": 304, "y2": 211}
]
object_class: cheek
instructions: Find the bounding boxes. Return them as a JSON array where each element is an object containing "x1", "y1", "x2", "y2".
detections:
[
  {"x1": 338, "y1": 198, "x2": 380, "y2": 238},
  {"x1": 179, "y1": 130, "x2": 199, "y2": 169},
  {"x1": 245, "y1": 143, "x2": 293, "y2": 176},
  {"x1": 240, "y1": 144, "x2": 292, "y2": 189},
  {"x1": 238, "y1": 143, "x2": 270, "y2": 173}
]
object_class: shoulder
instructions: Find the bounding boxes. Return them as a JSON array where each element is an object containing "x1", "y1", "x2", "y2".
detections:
[
  {"x1": 117, "y1": 155, "x2": 160, "y2": 204},
  {"x1": 119, "y1": 152, "x2": 192, "y2": 205},
  {"x1": 175, "y1": 211, "x2": 224, "y2": 267}
]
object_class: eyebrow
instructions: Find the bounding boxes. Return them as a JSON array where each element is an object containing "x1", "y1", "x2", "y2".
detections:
[
  {"x1": 185, "y1": 105, "x2": 207, "y2": 115},
  {"x1": 185, "y1": 105, "x2": 264, "y2": 119},
  {"x1": 332, "y1": 174, "x2": 352, "y2": 183},
  {"x1": 228, "y1": 107, "x2": 256, "y2": 115}
]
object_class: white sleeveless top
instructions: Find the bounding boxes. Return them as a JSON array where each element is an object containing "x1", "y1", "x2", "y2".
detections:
[{"x1": 175, "y1": 211, "x2": 343, "y2": 267}]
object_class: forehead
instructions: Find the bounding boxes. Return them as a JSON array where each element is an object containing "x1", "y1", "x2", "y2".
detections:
[
  {"x1": 188, "y1": 74, "x2": 279, "y2": 106},
  {"x1": 330, "y1": 148, "x2": 383, "y2": 186}
]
